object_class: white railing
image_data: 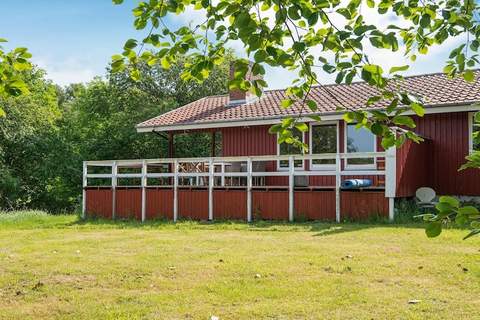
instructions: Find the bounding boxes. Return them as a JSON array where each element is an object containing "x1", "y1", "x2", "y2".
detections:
[{"x1": 83, "y1": 149, "x2": 397, "y2": 222}]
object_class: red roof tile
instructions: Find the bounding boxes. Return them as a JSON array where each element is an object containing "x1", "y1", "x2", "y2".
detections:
[{"x1": 137, "y1": 71, "x2": 480, "y2": 130}]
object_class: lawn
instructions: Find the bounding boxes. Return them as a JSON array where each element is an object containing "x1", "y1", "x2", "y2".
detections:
[{"x1": 0, "y1": 211, "x2": 479, "y2": 320}]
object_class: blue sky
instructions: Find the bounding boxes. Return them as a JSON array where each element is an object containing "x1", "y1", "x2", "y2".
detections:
[{"x1": 0, "y1": 0, "x2": 464, "y2": 89}]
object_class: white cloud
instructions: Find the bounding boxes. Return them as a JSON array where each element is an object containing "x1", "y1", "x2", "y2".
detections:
[{"x1": 33, "y1": 56, "x2": 102, "y2": 86}]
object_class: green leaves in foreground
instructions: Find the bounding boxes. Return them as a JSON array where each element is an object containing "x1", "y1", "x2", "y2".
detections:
[
  {"x1": 417, "y1": 196, "x2": 480, "y2": 240},
  {"x1": 0, "y1": 38, "x2": 32, "y2": 116},
  {"x1": 111, "y1": 0, "x2": 479, "y2": 151}
]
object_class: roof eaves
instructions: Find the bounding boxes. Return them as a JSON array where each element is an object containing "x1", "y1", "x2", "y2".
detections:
[{"x1": 136, "y1": 100, "x2": 480, "y2": 132}]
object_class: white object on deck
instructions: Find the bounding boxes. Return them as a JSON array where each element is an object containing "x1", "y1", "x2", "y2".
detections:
[{"x1": 416, "y1": 187, "x2": 436, "y2": 206}]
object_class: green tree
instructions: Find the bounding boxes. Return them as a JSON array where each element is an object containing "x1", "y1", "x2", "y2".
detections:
[{"x1": 0, "y1": 67, "x2": 61, "y2": 209}]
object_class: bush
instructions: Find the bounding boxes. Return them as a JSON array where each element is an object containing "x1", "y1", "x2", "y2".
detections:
[{"x1": 394, "y1": 198, "x2": 422, "y2": 224}]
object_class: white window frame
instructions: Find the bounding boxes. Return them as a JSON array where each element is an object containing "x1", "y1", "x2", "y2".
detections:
[
  {"x1": 309, "y1": 121, "x2": 339, "y2": 171},
  {"x1": 277, "y1": 131, "x2": 305, "y2": 171},
  {"x1": 344, "y1": 122, "x2": 377, "y2": 170},
  {"x1": 469, "y1": 112, "x2": 478, "y2": 154}
]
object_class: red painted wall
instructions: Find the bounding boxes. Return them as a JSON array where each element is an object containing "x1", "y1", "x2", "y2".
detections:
[
  {"x1": 146, "y1": 188, "x2": 174, "y2": 220},
  {"x1": 294, "y1": 191, "x2": 336, "y2": 220},
  {"x1": 116, "y1": 188, "x2": 142, "y2": 220},
  {"x1": 396, "y1": 139, "x2": 432, "y2": 197},
  {"x1": 85, "y1": 188, "x2": 112, "y2": 219},
  {"x1": 178, "y1": 189, "x2": 209, "y2": 220},
  {"x1": 252, "y1": 190, "x2": 289, "y2": 220},
  {"x1": 341, "y1": 191, "x2": 389, "y2": 220},
  {"x1": 408, "y1": 112, "x2": 479, "y2": 195},
  {"x1": 213, "y1": 190, "x2": 247, "y2": 220}
]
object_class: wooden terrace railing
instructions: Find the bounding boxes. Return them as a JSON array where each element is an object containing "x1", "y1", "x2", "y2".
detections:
[{"x1": 83, "y1": 149, "x2": 397, "y2": 222}]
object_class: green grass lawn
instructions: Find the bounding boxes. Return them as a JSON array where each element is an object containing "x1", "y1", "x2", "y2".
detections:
[{"x1": 0, "y1": 211, "x2": 479, "y2": 319}]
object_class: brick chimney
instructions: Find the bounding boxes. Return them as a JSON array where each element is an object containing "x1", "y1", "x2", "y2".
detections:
[{"x1": 228, "y1": 61, "x2": 263, "y2": 106}]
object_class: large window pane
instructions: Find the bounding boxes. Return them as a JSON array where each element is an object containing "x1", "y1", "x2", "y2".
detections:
[
  {"x1": 311, "y1": 124, "x2": 337, "y2": 166},
  {"x1": 279, "y1": 128, "x2": 303, "y2": 168},
  {"x1": 346, "y1": 124, "x2": 375, "y2": 165}
]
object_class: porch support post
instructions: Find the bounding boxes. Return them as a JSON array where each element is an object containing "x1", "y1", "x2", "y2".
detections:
[
  {"x1": 208, "y1": 159, "x2": 214, "y2": 221},
  {"x1": 288, "y1": 156, "x2": 294, "y2": 222},
  {"x1": 141, "y1": 160, "x2": 147, "y2": 223},
  {"x1": 82, "y1": 161, "x2": 87, "y2": 219},
  {"x1": 112, "y1": 161, "x2": 118, "y2": 220},
  {"x1": 173, "y1": 159, "x2": 178, "y2": 222},
  {"x1": 335, "y1": 154, "x2": 341, "y2": 223},
  {"x1": 211, "y1": 131, "x2": 216, "y2": 157},
  {"x1": 385, "y1": 146, "x2": 397, "y2": 221},
  {"x1": 247, "y1": 157, "x2": 252, "y2": 222},
  {"x1": 168, "y1": 132, "x2": 174, "y2": 158}
]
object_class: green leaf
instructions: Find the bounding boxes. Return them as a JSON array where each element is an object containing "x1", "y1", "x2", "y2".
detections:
[
  {"x1": 371, "y1": 122, "x2": 384, "y2": 135},
  {"x1": 295, "y1": 123, "x2": 308, "y2": 132},
  {"x1": 123, "y1": 39, "x2": 138, "y2": 50},
  {"x1": 392, "y1": 115, "x2": 416, "y2": 128},
  {"x1": 306, "y1": 100, "x2": 317, "y2": 111},
  {"x1": 435, "y1": 201, "x2": 453, "y2": 214},
  {"x1": 464, "y1": 70, "x2": 475, "y2": 82},
  {"x1": 457, "y1": 206, "x2": 479, "y2": 215},
  {"x1": 410, "y1": 103, "x2": 425, "y2": 117},
  {"x1": 381, "y1": 134, "x2": 395, "y2": 149},
  {"x1": 281, "y1": 99, "x2": 295, "y2": 109},
  {"x1": 425, "y1": 222, "x2": 442, "y2": 238},
  {"x1": 0, "y1": 107, "x2": 5, "y2": 117},
  {"x1": 343, "y1": 112, "x2": 355, "y2": 123},
  {"x1": 130, "y1": 69, "x2": 141, "y2": 81},
  {"x1": 439, "y1": 196, "x2": 460, "y2": 208},
  {"x1": 307, "y1": 12, "x2": 319, "y2": 26},
  {"x1": 160, "y1": 57, "x2": 171, "y2": 69},
  {"x1": 366, "y1": 0, "x2": 375, "y2": 8},
  {"x1": 254, "y1": 50, "x2": 268, "y2": 63},
  {"x1": 389, "y1": 65, "x2": 409, "y2": 74},
  {"x1": 292, "y1": 42, "x2": 306, "y2": 53},
  {"x1": 112, "y1": 0, "x2": 123, "y2": 4},
  {"x1": 269, "y1": 124, "x2": 282, "y2": 134},
  {"x1": 287, "y1": 6, "x2": 301, "y2": 20}
]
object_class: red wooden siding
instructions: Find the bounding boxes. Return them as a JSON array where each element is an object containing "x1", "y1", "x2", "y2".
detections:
[
  {"x1": 309, "y1": 175, "x2": 336, "y2": 187},
  {"x1": 396, "y1": 139, "x2": 432, "y2": 197},
  {"x1": 409, "y1": 112, "x2": 479, "y2": 195},
  {"x1": 294, "y1": 191, "x2": 336, "y2": 220},
  {"x1": 178, "y1": 189, "x2": 209, "y2": 220},
  {"x1": 85, "y1": 188, "x2": 112, "y2": 219},
  {"x1": 252, "y1": 190, "x2": 289, "y2": 220},
  {"x1": 213, "y1": 190, "x2": 247, "y2": 220},
  {"x1": 341, "y1": 191, "x2": 389, "y2": 220},
  {"x1": 116, "y1": 188, "x2": 142, "y2": 220},
  {"x1": 222, "y1": 125, "x2": 276, "y2": 156},
  {"x1": 146, "y1": 188, "x2": 173, "y2": 220}
]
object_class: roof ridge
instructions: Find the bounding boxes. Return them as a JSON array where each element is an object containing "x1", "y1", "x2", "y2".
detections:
[{"x1": 262, "y1": 69, "x2": 480, "y2": 93}]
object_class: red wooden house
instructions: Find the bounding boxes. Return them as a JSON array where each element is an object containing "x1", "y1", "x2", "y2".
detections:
[{"x1": 83, "y1": 69, "x2": 480, "y2": 222}]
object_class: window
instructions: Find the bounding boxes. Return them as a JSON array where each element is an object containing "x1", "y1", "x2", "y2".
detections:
[
  {"x1": 470, "y1": 112, "x2": 480, "y2": 153},
  {"x1": 278, "y1": 128, "x2": 304, "y2": 169},
  {"x1": 310, "y1": 123, "x2": 337, "y2": 169},
  {"x1": 345, "y1": 124, "x2": 376, "y2": 168}
]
